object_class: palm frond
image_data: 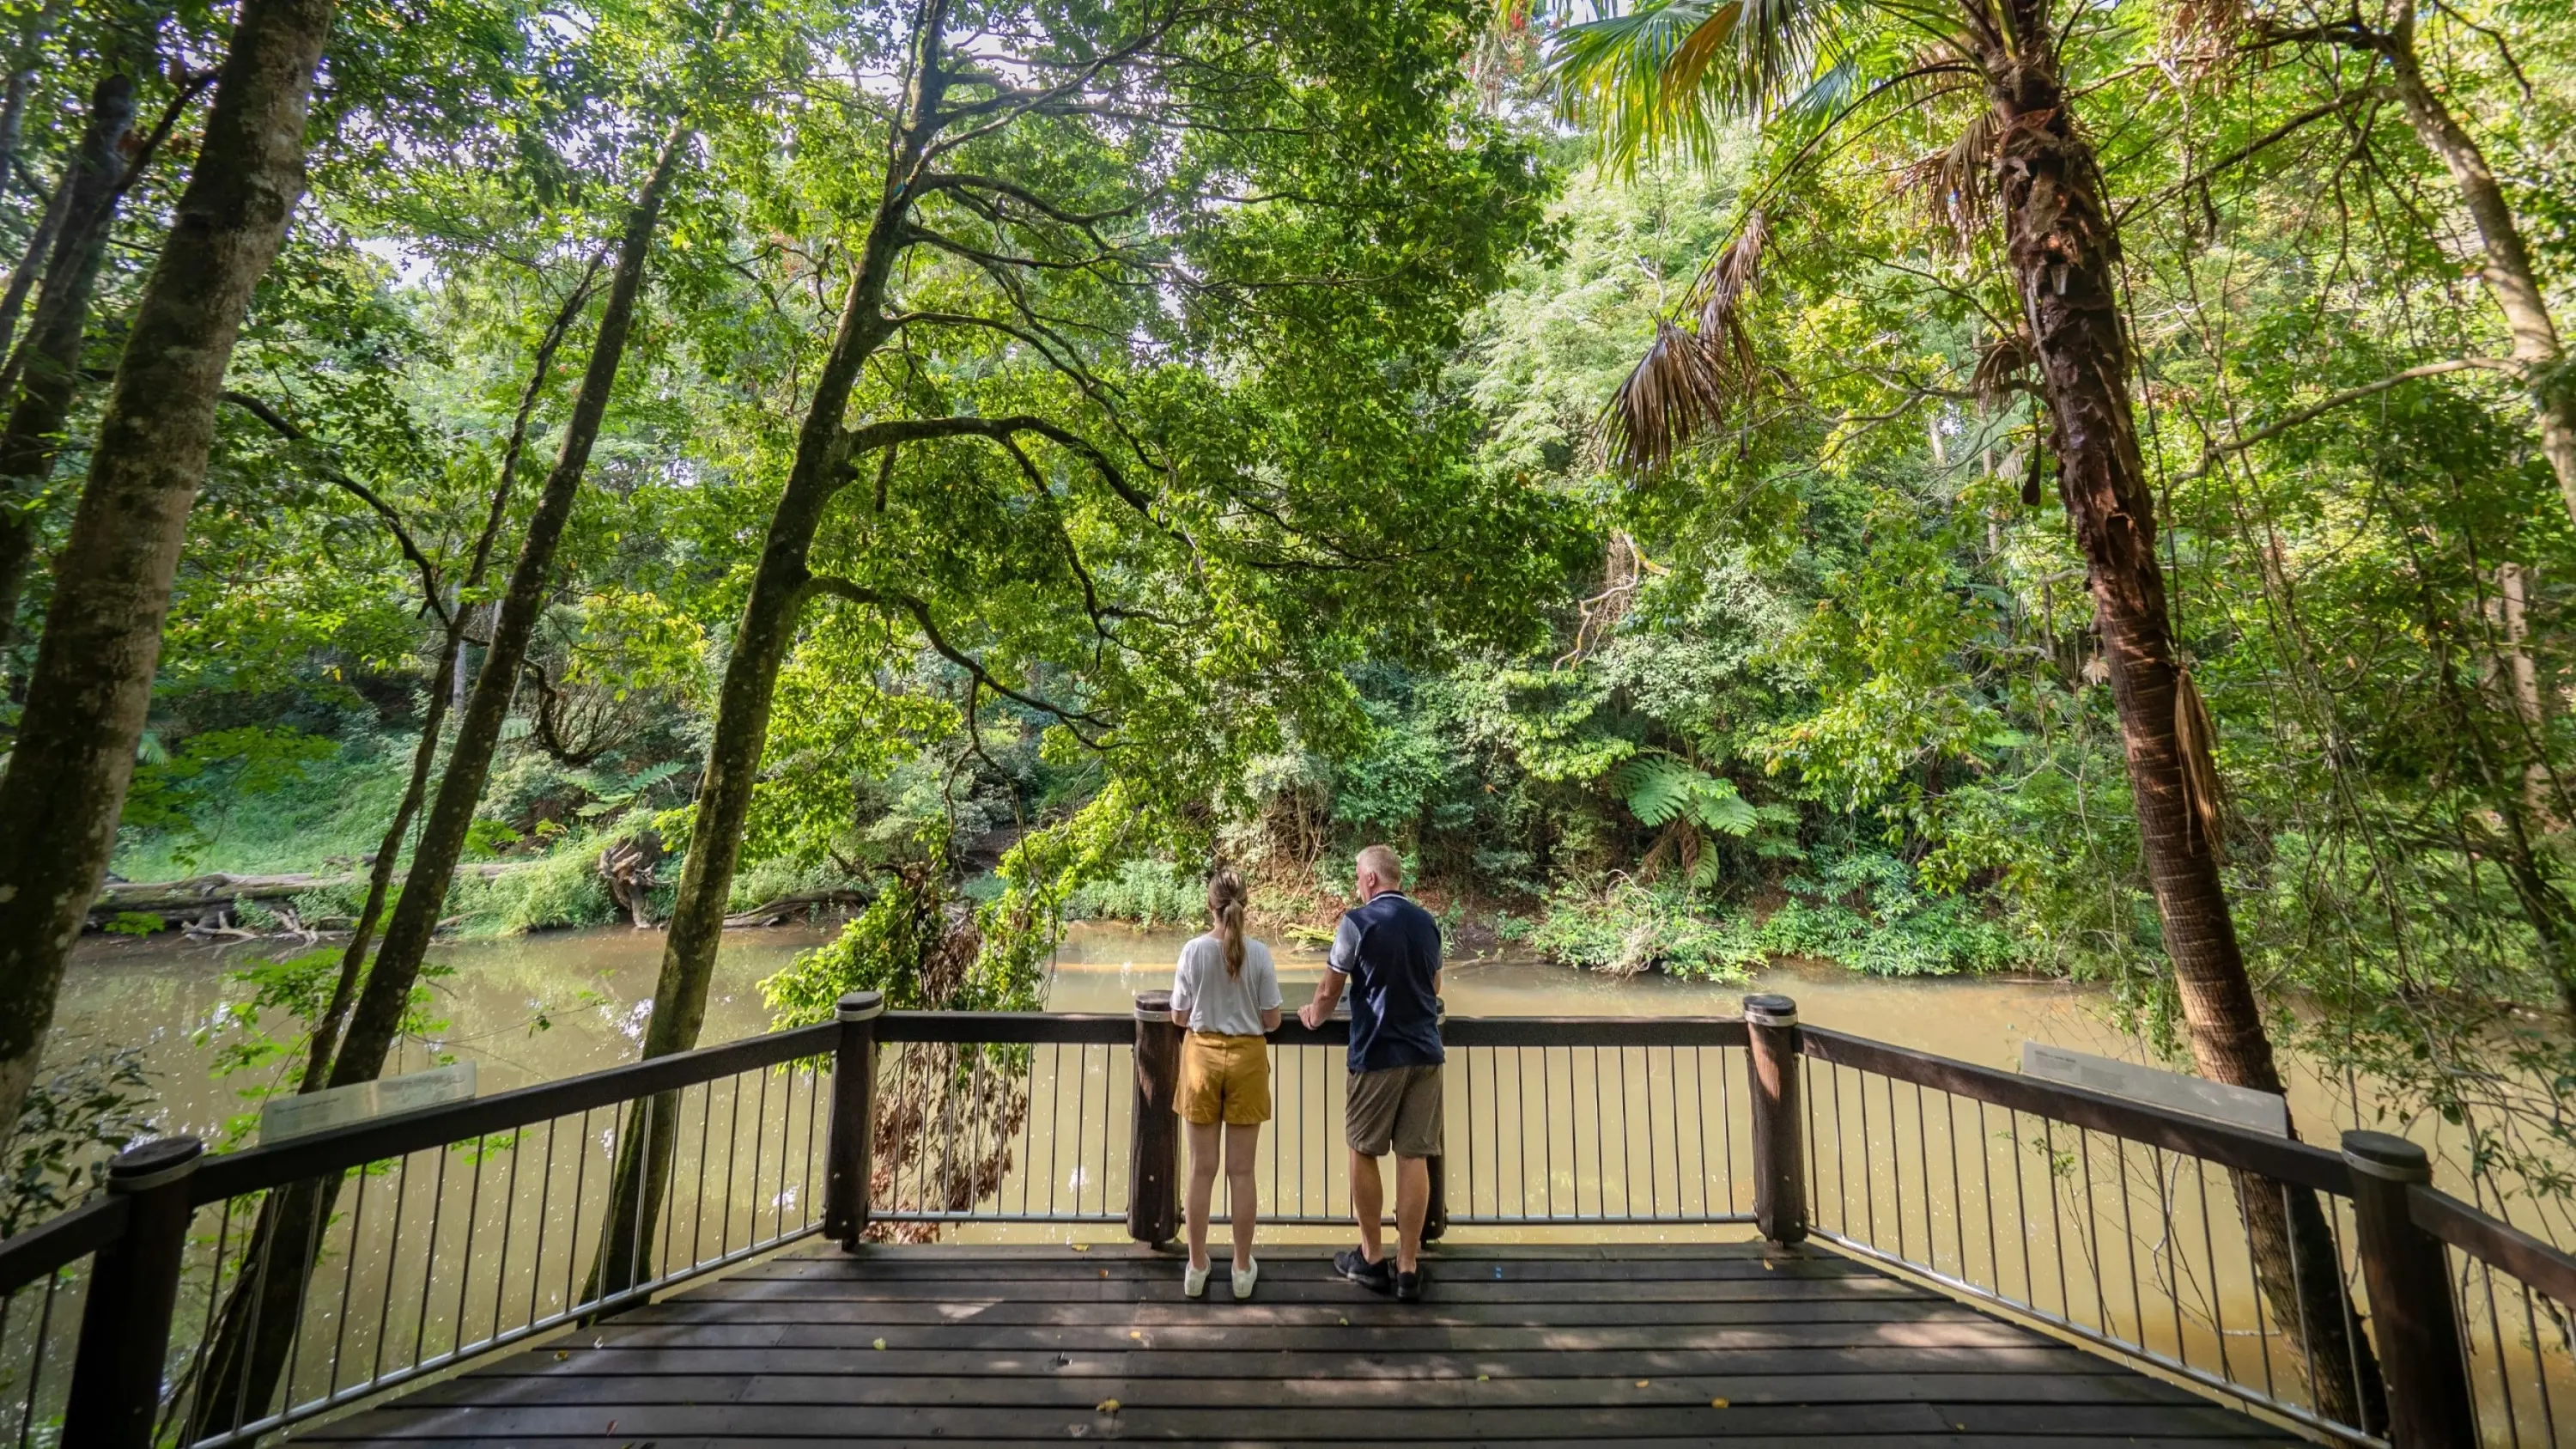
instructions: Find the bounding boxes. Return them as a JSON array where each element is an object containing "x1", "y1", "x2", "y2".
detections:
[
  {"x1": 1605, "y1": 210, "x2": 1769, "y2": 471},
  {"x1": 1896, "y1": 106, "x2": 1999, "y2": 247}
]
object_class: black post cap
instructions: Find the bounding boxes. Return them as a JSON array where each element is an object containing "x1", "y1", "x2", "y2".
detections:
[
  {"x1": 2341, "y1": 1129, "x2": 2432, "y2": 1183},
  {"x1": 1743, "y1": 994, "x2": 1799, "y2": 1026},
  {"x1": 835, "y1": 989, "x2": 885, "y2": 1020},
  {"x1": 1133, "y1": 989, "x2": 1174, "y2": 1017},
  {"x1": 106, "y1": 1135, "x2": 203, "y2": 1192}
]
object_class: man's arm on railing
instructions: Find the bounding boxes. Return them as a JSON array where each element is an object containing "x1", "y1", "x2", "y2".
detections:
[{"x1": 1298, "y1": 970, "x2": 1346, "y2": 1030}]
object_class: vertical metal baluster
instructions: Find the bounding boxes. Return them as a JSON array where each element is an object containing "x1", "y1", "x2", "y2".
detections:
[
  {"x1": 805, "y1": 1063, "x2": 827, "y2": 1231},
  {"x1": 1637, "y1": 1046, "x2": 1655, "y2": 1219},
  {"x1": 1978, "y1": 1101, "x2": 1999, "y2": 1296},
  {"x1": 690, "y1": 1081, "x2": 713, "y2": 1267},
  {"x1": 2042, "y1": 1121, "x2": 2069, "y2": 1321},
  {"x1": 1540, "y1": 1046, "x2": 1557, "y2": 1219},
  {"x1": 2112, "y1": 1137, "x2": 2144, "y2": 1350},
  {"x1": 2154, "y1": 1147, "x2": 2185, "y2": 1365},
  {"x1": 368, "y1": 1154, "x2": 411, "y2": 1388},
  {"x1": 325, "y1": 1162, "x2": 372, "y2": 1395},
  {"x1": 666, "y1": 1086, "x2": 695, "y2": 1270},
  {"x1": 631, "y1": 1093, "x2": 657, "y2": 1288},
  {"x1": 1666, "y1": 1044, "x2": 1683, "y2": 1220},
  {"x1": 404, "y1": 1145, "x2": 447, "y2": 1373},
  {"x1": 279, "y1": 1172, "x2": 335, "y2": 1416},
  {"x1": 1798, "y1": 1058, "x2": 1820, "y2": 1230},
  {"x1": 1889, "y1": 1076, "x2": 1910, "y2": 1263},
  {"x1": 2204, "y1": 1160, "x2": 2251, "y2": 1392},
  {"x1": 1911, "y1": 1082, "x2": 1930, "y2": 1271},
  {"x1": 1586, "y1": 1044, "x2": 1603, "y2": 1218},
  {"x1": 2076, "y1": 1128, "x2": 2106, "y2": 1332},
  {"x1": 2330, "y1": 1197, "x2": 2369, "y2": 1436},
  {"x1": 1944, "y1": 1092, "x2": 1967, "y2": 1284},
  {"x1": 19, "y1": 1270, "x2": 61, "y2": 1448},
  {"x1": 481, "y1": 1131, "x2": 519, "y2": 1343},
  {"x1": 1711, "y1": 1044, "x2": 1730, "y2": 1215},
  {"x1": 2009, "y1": 1111, "x2": 2032, "y2": 1312},
  {"x1": 1829, "y1": 1062, "x2": 1850, "y2": 1233},
  {"x1": 2472, "y1": 1256, "x2": 2518, "y2": 1447},
  {"x1": 746, "y1": 1068, "x2": 771, "y2": 1243},
  {"x1": 2276, "y1": 1180, "x2": 2319, "y2": 1412},
  {"x1": 1070, "y1": 1042, "x2": 1090, "y2": 1217},
  {"x1": 176, "y1": 1194, "x2": 240, "y2": 1428},
  {"x1": 1042, "y1": 1044, "x2": 1062, "y2": 1218},
  {"x1": 717, "y1": 1080, "x2": 744, "y2": 1255},
  {"x1": 1858, "y1": 1068, "x2": 1877, "y2": 1246},
  {"x1": 2519, "y1": 1283, "x2": 2560, "y2": 1445},
  {"x1": 563, "y1": 1107, "x2": 597, "y2": 1314}
]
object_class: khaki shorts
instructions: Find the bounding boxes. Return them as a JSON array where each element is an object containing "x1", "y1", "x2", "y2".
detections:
[
  {"x1": 1346, "y1": 1065, "x2": 1443, "y2": 1159},
  {"x1": 1178, "y1": 1032, "x2": 1271, "y2": 1126}
]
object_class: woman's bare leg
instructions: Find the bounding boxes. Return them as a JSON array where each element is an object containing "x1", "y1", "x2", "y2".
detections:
[
  {"x1": 1224, "y1": 1122, "x2": 1261, "y2": 1271},
  {"x1": 1185, "y1": 1119, "x2": 1223, "y2": 1270}
]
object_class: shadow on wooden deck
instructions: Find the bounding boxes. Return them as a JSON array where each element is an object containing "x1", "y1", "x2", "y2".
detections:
[{"x1": 296, "y1": 1242, "x2": 2305, "y2": 1446}]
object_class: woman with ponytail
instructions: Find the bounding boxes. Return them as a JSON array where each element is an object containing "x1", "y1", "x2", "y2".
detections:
[{"x1": 1168, "y1": 868, "x2": 1281, "y2": 1300}]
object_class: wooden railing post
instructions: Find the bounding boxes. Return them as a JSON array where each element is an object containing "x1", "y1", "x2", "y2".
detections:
[
  {"x1": 823, "y1": 989, "x2": 884, "y2": 1249},
  {"x1": 62, "y1": 1135, "x2": 202, "y2": 1449},
  {"x1": 1743, "y1": 994, "x2": 1807, "y2": 1245},
  {"x1": 1128, "y1": 990, "x2": 1181, "y2": 1245},
  {"x1": 2342, "y1": 1131, "x2": 2474, "y2": 1448}
]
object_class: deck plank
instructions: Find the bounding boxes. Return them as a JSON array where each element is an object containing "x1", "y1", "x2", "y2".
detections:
[{"x1": 301, "y1": 1243, "x2": 2306, "y2": 1445}]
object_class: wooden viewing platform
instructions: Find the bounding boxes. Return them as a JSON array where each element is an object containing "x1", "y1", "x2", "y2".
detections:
[
  {"x1": 300, "y1": 1242, "x2": 2297, "y2": 1446},
  {"x1": 5, "y1": 998, "x2": 2568, "y2": 1449}
]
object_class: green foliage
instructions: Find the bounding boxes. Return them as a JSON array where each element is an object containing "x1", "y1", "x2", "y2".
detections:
[
  {"x1": 1527, "y1": 880, "x2": 1765, "y2": 979},
  {"x1": 1068, "y1": 860, "x2": 1203, "y2": 928},
  {"x1": 2, "y1": 1047, "x2": 154, "y2": 1235}
]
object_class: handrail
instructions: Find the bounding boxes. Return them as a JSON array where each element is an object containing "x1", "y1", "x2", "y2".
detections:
[
  {"x1": 188, "y1": 1020, "x2": 838, "y2": 1205},
  {"x1": 2408, "y1": 1180, "x2": 2576, "y2": 1307},
  {"x1": 1800, "y1": 1026, "x2": 2349, "y2": 1193},
  {"x1": 0, "y1": 1195, "x2": 127, "y2": 1297}
]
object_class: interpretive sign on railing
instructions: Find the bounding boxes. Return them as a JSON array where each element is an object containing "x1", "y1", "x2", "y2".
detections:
[
  {"x1": 2019, "y1": 1040, "x2": 2287, "y2": 1136},
  {"x1": 255, "y1": 1062, "x2": 477, "y2": 1143}
]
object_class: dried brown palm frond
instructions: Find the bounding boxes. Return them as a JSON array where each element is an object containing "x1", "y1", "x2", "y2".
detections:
[
  {"x1": 1607, "y1": 320, "x2": 1735, "y2": 472},
  {"x1": 1607, "y1": 210, "x2": 1771, "y2": 472},
  {"x1": 2164, "y1": 0, "x2": 2245, "y2": 73},
  {"x1": 1971, "y1": 325, "x2": 2036, "y2": 405},
  {"x1": 1897, "y1": 108, "x2": 2001, "y2": 249}
]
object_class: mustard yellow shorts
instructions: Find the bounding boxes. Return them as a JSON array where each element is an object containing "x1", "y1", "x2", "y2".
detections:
[{"x1": 1177, "y1": 1032, "x2": 1272, "y2": 1126}]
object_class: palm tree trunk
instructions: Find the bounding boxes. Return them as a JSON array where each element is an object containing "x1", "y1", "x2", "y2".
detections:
[
  {"x1": 0, "y1": 0, "x2": 335, "y2": 1135},
  {"x1": 0, "y1": 50, "x2": 143, "y2": 650},
  {"x1": 183, "y1": 119, "x2": 691, "y2": 1441},
  {"x1": 1983, "y1": 9, "x2": 2385, "y2": 1429}
]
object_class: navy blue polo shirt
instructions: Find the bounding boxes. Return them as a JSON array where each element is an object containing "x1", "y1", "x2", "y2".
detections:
[{"x1": 1327, "y1": 890, "x2": 1444, "y2": 1073}]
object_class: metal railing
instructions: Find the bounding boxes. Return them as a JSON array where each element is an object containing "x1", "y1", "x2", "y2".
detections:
[{"x1": 0, "y1": 987, "x2": 2567, "y2": 1449}]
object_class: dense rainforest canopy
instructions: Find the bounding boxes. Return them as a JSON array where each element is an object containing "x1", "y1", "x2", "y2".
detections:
[{"x1": 0, "y1": 0, "x2": 2573, "y2": 1258}]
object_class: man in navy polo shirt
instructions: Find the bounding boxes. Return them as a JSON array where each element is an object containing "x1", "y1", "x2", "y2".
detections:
[{"x1": 1298, "y1": 843, "x2": 1442, "y2": 1301}]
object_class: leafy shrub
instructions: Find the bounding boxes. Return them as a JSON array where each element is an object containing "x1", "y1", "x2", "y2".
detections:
[
  {"x1": 1527, "y1": 881, "x2": 1765, "y2": 980},
  {"x1": 2, "y1": 1047, "x2": 154, "y2": 1234},
  {"x1": 1764, "y1": 851, "x2": 2020, "y2": 977},
  {"x1": 452, "y1": 846, "x2": 613, "y2": 934},
  {"x1": 1068, "y1": 858, "x2": 1203, "y2": 928}
]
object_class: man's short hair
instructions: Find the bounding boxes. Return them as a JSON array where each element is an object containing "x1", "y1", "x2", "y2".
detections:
[{"x1": 1357, "y1": 844, "x2": 1403, "y2": 888}]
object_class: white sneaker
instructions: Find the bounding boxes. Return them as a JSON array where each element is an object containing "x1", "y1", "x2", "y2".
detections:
[
  {"x1": 1184, "y1": 1260, "x2": 1210, "y2": 1300},
  {"x1": 1231, "y1": 1258, "x2": 1259, "y2": 1300}
]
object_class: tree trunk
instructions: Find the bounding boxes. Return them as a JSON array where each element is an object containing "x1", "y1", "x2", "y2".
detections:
[
  {"x1": 0, "y1": 170, "x2": 70, "y2": 381},
  {"x1": 182, "y1": 119, "x2": 692, "y2": 1441},
  {"x1": 0, "y1": 0, "x2": 335, "y2": 1135},
  {"x1": 0, "y1": 48, "x2": 144, "y2": 650},
  {"x1": 2373, "y1": 15, "x2": 2576, "y2": 527},
  {"x1": 1984, "y1": 10, "x2": 2385, "y2": 1430},
  {"x1": 297, "y1": 271, "x2": 593, "y2": 1088},
  {"x1": 585, "y1": 9, "x2": 950, "y2": 1300}
]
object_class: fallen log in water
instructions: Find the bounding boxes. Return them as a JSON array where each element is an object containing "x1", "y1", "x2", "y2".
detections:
[
  {"x1": 88, "y1": 864, "x2": 534, "y2": 931},
  {"x1": 722, "y1": 888, "x2": 869, "y2": 928}
]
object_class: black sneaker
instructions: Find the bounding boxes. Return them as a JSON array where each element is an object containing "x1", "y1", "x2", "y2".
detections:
[
  {"x1": 1334, "y1": 1247, "x2": 1393, "y2": 1294},
  {"x1": 1394, "y1": 1268, "x2": 1425, "y2": 1302}
]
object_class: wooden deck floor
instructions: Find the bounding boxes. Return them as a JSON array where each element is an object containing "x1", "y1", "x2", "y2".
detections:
[{"x1": 301, "y1": 1242, "x2": 2302, "y2": 1446}]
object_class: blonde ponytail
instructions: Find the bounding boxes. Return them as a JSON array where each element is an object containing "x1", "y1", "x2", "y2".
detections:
[{"x1": 1208, "y1": 868, "x2": 1249, "y2": 977}]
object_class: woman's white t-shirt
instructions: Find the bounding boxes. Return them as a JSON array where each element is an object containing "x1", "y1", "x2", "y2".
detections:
[{"x1": 1170, "y1": 934, "x2": 1281, "y2": 1037}]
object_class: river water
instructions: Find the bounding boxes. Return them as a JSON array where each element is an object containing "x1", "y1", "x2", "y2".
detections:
[{"x1": 38, "y1": 920, "x2": 2470, "y2": 1179}]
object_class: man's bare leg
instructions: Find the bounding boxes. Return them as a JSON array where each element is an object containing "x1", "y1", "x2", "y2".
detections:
[
  {"x1": 1394, "y1": 1154, "x2": 1429, "y2": 1274},
  {"x1": 1350, "y1": 1148, "x2": 1385, "y2": 1263}
]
